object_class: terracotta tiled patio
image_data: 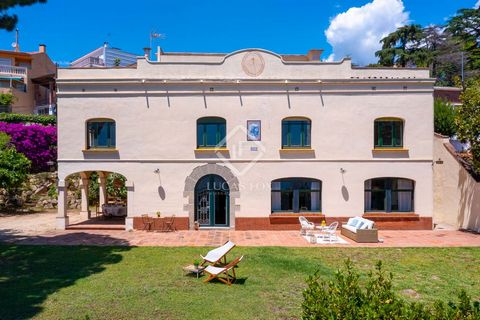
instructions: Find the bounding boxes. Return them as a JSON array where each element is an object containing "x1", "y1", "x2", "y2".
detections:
[{"x1": 1, "y1": 229, "x2": 480, "y2": 247}]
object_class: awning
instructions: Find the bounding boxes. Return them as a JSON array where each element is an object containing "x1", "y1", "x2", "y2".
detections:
[{"x1": 0, "y1": 76, "x2": 23, "y2": 81}]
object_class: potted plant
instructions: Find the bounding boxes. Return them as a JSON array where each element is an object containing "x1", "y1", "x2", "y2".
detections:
[
  {"x1": 193, "y1": 259, "x2": 200, "y2": 269},
  {"x1": 156, "y1": 211, "x2": 161, "y2": 218},
  {"x1": 0, "y1": 91, "x2": 16, "y2": 113}
]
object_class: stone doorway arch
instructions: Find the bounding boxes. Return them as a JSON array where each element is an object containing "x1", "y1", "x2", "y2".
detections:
[{"x1": 184, "y1": 164, "x2": 239, "y2": 229}]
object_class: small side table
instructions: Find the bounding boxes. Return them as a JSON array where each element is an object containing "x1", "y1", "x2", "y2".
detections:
[{"x1": 183, "y1": 265, "x2": 206, "y2": 279}]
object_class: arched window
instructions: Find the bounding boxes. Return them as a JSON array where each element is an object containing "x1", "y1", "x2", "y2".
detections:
[
  {"x1": 364, "y1": 177, "x2": 414, "y2": 212},
  {"x1": 197, "y1": 117, "x2": 226, "y2": 148},
  {"x1": 86, "y1": 119, "x2": 116, "y2": 149},
  {"x1": 282, "y1": 117, "x2": 311, "y2": 148},
  {"x1": 271, "y1": 178, "x2": 321, "y2": 213},
  {"x1": 374, "y1": 118, "x2": 404, "y2": 148}
]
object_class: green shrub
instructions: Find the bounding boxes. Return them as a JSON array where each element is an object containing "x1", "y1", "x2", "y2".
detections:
[
  {"x1": 434, "y1": 98, "x2": 457, "y2": 137},
  {"x1": 457, "y1": 80, "x2": 480, "y2": 174},
  {"x1": 0, "y1": 92, "x2": 16, "y2": 107},
  {"x1": 88, "y1": 172, "x2": 127, "y2": 205},
  {"x1": 0, "y1": 132, "x2": 10, "y2": 149},
  {"x1": 47, "y1": 184, "x2": 58, "y2": 198},
  {"x1": 302, "y1": 260, "x2": 480, "y2": 320},
  {"x1": 0, "y1": 113, "x2": 56, "y2": 126},
  {"x1": 0, "y1": 136, "x2": 31, "y2": 193}
]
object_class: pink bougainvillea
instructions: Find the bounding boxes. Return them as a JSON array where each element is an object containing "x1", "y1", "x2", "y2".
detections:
[{"x1": 0, "y1": 122, "x2": 57, "y2": 172}]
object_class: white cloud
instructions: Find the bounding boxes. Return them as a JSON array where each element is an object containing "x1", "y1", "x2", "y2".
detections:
[
  {"x1": 325, "y1": 0, "x2": 409, "y2": 65},
  {"x1": 475, "y1": 0, "x2": 480, "y2": 8}
]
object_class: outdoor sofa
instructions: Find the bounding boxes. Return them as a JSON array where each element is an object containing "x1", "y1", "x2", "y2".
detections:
[{"x1": 341, "y1": 216, "x2": 378, "y2": 243}]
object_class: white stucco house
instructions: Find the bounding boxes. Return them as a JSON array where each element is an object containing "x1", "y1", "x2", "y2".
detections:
[{"x1": 56, "y1": 48, "x2": 435, "y2": 231}]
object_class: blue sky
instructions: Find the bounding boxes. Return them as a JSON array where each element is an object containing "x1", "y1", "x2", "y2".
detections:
[{"x1": 0, "y1": 0, "x2": 477, "y2": 65}]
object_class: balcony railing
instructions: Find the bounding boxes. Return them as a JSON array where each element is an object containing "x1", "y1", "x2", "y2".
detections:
[
  {"x1": 0, "y1": 65, "x2": 27, "y2": 77},
  {"x1": 34, "y1": 103, "x2": 56, "y2": 115},
  {"x1": 72, "y1": 56, "x2": 105, "y2": 67}
]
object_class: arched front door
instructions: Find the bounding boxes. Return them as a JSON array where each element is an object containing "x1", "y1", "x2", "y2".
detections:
[{"x1": 195, "y1": 174, "x2": 230, "y2": 227}]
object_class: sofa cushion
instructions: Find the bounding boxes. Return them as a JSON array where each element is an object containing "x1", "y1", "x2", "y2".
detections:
[
  {"x1": 358, "y1": 218, "x2": 374, "y2": 230},
  {"x1": 356, "y1": 220, "x2": 366, "y2": 229},
  {"x1": 342, "y1": 224, "x2": 357, "y2": 233},
  {"x1": 347, "y1": 218, "x2": 360, "y2": 228}
]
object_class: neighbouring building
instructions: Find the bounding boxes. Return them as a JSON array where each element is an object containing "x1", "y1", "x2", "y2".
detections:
[
  {"x1": 56, "y1": 48, "x2": 435, "y2": 231},
  {"x1": 0, "y1": 44, "x2": 57, "y2": 114},
  {"x1": 70, "y1": 43, "x2": 138, "y2": 68},
  {"x1": 433, "y1": 133, "x2": 480, "y2": 232},
  {"x1": 433, "y1": 86, "x2": 462, "y2": 106}
]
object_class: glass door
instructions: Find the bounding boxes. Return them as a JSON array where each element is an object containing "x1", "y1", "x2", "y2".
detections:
[{"x1": 194, "y1": 174, "x2": 230, "y2": 227}]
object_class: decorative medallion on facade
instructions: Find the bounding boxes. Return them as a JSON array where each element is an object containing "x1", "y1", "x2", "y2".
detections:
[{"x1": 241, "y1": 52, "x2": 265, "y2": 77}]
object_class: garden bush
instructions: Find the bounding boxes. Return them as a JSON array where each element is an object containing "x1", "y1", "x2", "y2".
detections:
[
  {"x1": 302, "y1": 260, "x2": 480, "y2": 320},
  {"x1": 434, "y1": 98, "x2": 457, "y2": 137},
  {"x1": 457, "y1": 80, "x2": 480, "y2": 174},
  {"x1": 0, "y1": 92, "x2": 16, "y2": 107},
  {"x1": 0, "y1": 132, "x2": 31, "y2": 194},
  {"x1": 0, "y1": 122, "x2": 57, "y2": 172},
  {"x1": 0, "y1": 113, "x2": 56, "y2": 126}
]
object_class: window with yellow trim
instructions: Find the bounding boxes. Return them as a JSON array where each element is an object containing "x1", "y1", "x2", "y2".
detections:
[
  {"x1": 282, "y1": 118, "x2": 311, "y2": 148},
  {"x1": 374, "y1": 119, "x2": 403, "y2": 148},
  {"x1": 86, "y1": 119, "x2": 116, "y2": 149},
  {"x1": 196, "y1": 117, "x2": 226, "y2": 148}
]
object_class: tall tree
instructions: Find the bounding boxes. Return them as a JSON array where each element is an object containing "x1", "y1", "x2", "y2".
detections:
[
  {"x1": 375, "y1": 24, "x2": 431, "y2": 67},
  {"x1": 376, "y1": 24, "x2": 465, "y2": 86},
  {"x1": 447, "y1": 8, "x2": 480, "y2": 71},
  {"x1": 456, "y1": 80, "x2": 480, "y2": 174},
  {"x1": 433, "y1": 31, "x2": 464, "y2": 86},
  {"x1": 0, "y1": 0, "x2": 47, "y2": 31}
]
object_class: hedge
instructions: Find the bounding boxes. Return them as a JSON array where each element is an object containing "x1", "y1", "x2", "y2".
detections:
[
  {"x1": 302, "y1": 260, "x2": 480, "y2": 320},
  {"x1": 0, "y1": 113, "x2": 56, "y2": 126}
]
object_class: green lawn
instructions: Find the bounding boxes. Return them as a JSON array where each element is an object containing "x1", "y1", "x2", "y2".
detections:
[{"x1": 0, "y1": 245, "x2": 479, "y2": 320}]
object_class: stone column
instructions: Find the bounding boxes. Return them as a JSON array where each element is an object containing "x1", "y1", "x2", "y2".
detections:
[
  {"x1": 98, "y1": 175, "x2": 107, "y2": 208},
  {"x1": 80, "y1": 176, "x2": 90, "y2": 219},
  {"x1": 56, "y1": 179, "x2": 69, "y2": 229},
  {"x1": 125, "y1": 180, "x2": 134, "y2": 231}
]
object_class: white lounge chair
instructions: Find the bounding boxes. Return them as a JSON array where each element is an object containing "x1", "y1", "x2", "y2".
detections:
[
  {"x1": 204, "y1": 256, "x2": 243, "y2": 286},
  {"x1": 299, "y1": 216, "x2": 316, "y2": 236},
  {"x1": 201, "y1": 240, "x2": 236, "y2": 266},
  {"x1": 320, "y1": 221, "x2": 339, "y2": 243}
]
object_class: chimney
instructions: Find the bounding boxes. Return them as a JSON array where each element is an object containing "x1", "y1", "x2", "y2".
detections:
[
  {"x1": 307, "y1": 49, "x2": 323, "y2": 61},
  {"x1": 143, "y1": 47, "x2": 151, "y2": 59},
  {"x1": 38, "y1": 44, "x2": 46, "y2": 53}
]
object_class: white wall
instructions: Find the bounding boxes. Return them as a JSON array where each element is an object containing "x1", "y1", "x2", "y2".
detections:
[
  {"x1": 57, "y1": 92, "x2": 433, "y2": 161},
  {"x1": 434, "y1": 135, "x2": 480, "y2": 231},
  {"x1": 57, "y1": 49, "x2": 434, "y2": 222},
  {"x1": 58, "y1": 161, "x2": 433, "y2": 218}
]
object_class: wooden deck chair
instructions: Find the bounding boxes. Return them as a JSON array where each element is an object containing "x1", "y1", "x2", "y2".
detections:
[
  {"x1": 200, "y1": 240, "x2": 236, "y2": 266},
  {"x1": 203, "y1": 256, "x2": 243, "y2": 286},
  {"x1": 161, "y1": 215, "x2": 176, "y2": 232},
  {"x1": 141, "y1": 214, "x2": 154, "y2": 231}
]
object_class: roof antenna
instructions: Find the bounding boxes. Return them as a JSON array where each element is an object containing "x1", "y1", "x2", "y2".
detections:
[
  {"x1": 12, "y1": 28, "x2": 20, "y2": 52},
  {"x1": 149, "y1": 31, "x2": 166, "y2": 60}
]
